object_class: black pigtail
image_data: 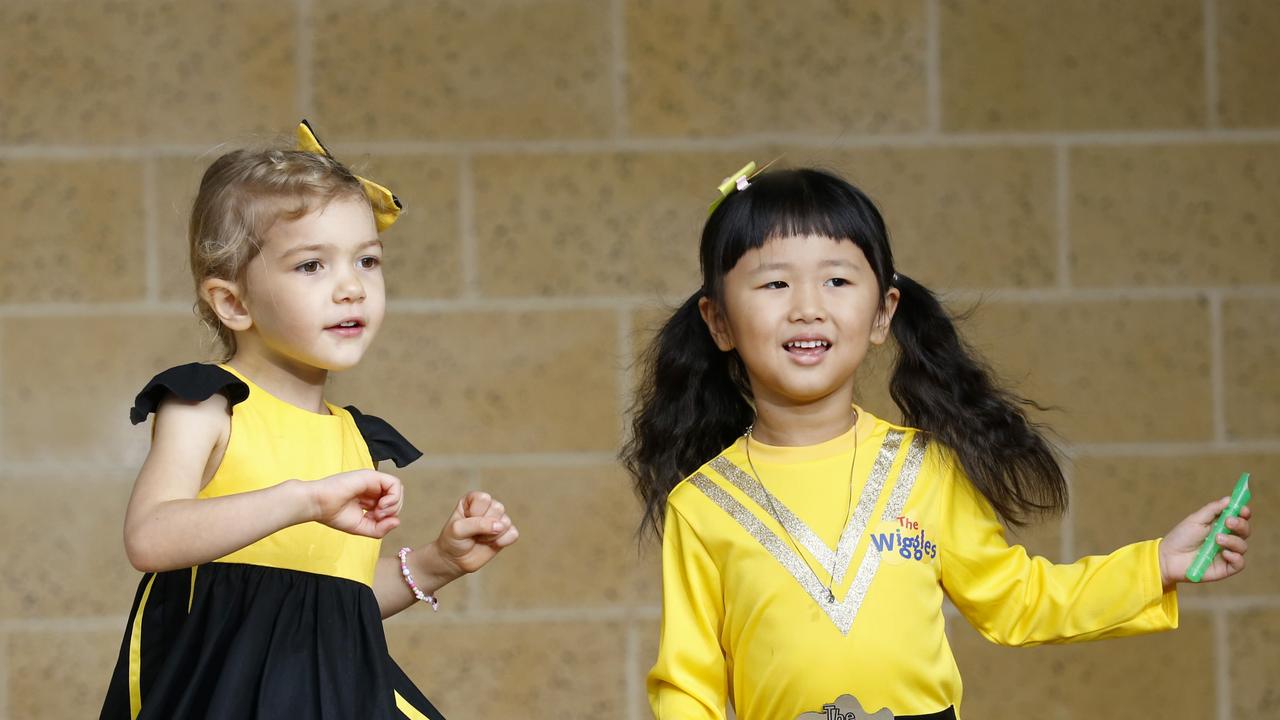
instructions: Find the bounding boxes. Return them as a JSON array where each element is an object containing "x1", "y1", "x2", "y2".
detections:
[
  {"x1": 622, "y1": 293, "x2": 754, "y2": 538},
  {"x1": 889, "y1": 274, "x2": 1068, "y2": 526}
]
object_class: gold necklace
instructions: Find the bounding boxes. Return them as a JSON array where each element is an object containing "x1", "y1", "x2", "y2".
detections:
[{"x1": 743, "y1": 411, "x2": 858, "y2": 604}]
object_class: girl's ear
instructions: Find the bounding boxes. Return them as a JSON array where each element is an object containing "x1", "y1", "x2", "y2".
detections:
[
  {"x1": 871, "y1": 287, "x2": 900, "y2": 345},
  {"x1": 200, "y1": 278, "x2": 252, "y2": 332},
  {"x1": 698, "y1": 295, "x2": 735, "y2": 352}
]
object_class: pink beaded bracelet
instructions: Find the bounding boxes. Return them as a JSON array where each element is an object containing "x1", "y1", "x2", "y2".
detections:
[{"x1": 397, "y1": 547, "x2": 439, "y2": 611}]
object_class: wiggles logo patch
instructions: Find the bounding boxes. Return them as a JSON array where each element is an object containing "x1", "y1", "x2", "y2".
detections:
[
  {"x1": 868, "y1": 516, "x2": 937, "y2": 564},
  {"x1": 795, "y1": 694, "x2": 893, "y2": 719}
]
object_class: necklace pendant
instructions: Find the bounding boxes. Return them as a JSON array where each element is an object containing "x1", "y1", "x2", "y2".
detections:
[{"x1": 825, "y1": 589, "x2": 835, "y2": 603}]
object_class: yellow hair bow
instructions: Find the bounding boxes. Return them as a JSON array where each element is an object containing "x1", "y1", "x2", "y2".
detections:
[{"x1": 296, "y1": 119, "x2": 402, "y2": 233}]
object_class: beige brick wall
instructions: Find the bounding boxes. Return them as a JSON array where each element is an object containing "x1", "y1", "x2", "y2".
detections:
[{"x1": 1, "y1": 1, "x2": 1276, "y2": 718}]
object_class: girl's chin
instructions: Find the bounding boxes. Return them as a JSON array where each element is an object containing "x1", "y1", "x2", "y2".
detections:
[
  {"x1": 316, "y1": 356, "x2": 365, "y2": 373},
  {"x1": 756, "y1": 385, "x2": 856, "y2": 407},
  {"x1": 276, "y1": 352, "x2": 365, "y2": 376}
]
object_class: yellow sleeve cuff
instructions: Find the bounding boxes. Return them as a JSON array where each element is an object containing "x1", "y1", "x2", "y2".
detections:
[{"x1": 1146, "y1": 538, "x2": 1180, "y2": 630}]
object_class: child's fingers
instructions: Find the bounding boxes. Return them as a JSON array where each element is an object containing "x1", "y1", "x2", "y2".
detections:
[
  {"x1": 452, "y1": 494, "x2": 469, "y2": 518},
  {"x1": 364, "y1": 471, "x2": 400, "y2": 502},
  {"x1": 378, "y1": 484, "x2": 402, "y2": 509},
  {"x1": 342, "y1": 471, "x2": 382, "y2": 499},
  {"x1": 370, "y1": 516, "x2": 400, "y2": 538},
  {"x1": 1225, "y1": 516, "x2": 1250, "y2": 540},
  {"x1": 383, "y1": 475, "x2": 403, "y2": 498},
  {"x1": 349, "y1": 514, "x2": 400, "y2": 539},
  {"x1": 464, "y1": 491, "x2": 494, "y2": 518},
  {"x1": 484, "y1": 512, "x2": 513, "y2": 532},
  {"x1": 451, "y1": 514, "x2": 505, "y2": 539},
  {"x1": 1219, "y1": 548, "x2": 1246, "y2": 576},
  {"x1": 492, "y1": 524, "x2": 519, "y2": 548},
  {"x1": 340, "y1": 470, "x2": 397, "y2": 505},
  {"x1": 480, "y1": 499, "x2": 506, "y2": 521},
  {"x1": 1216, "y1": 532, "x2": 1248, "y2": 556},
  {"x1": 1188, "y1": 497, "x2": 1231, "y2": 526}
]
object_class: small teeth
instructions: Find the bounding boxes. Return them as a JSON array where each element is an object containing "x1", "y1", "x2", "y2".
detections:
[
  {"x1": 786, "y1": 339, "x2": 829, "y2": 349},
  {"x1": 338, "y1": 321, "x2": 359, "y2": 328}
]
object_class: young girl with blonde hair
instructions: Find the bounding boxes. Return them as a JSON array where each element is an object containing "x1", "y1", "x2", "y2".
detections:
[{"x1": 101, "y1": 123, "x2": 517, "y2": 719}]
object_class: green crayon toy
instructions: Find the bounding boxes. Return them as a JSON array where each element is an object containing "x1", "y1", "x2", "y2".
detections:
[{"x1": 1186, "y1": 472, "x2": 1251, "y2": 583}]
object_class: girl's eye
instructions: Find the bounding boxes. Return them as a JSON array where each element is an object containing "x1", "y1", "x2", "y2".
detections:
[
  {"x1": 297, "y1": 260, "x2": 322, "y2": 274},
  {"x1": 358, "y1": 256, "x2": 381, "y2": 270},
  {"x1": 825, "y1": 277, "x2": 850, "y2": 287},
  {"x1": 763, "y1": 280, "x2": 789, "y2": 290}
]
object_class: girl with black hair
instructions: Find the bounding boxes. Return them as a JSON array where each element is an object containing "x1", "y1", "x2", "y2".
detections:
[{"x1": 623, "y1": 166, "x2": 1252, "y2": 719}]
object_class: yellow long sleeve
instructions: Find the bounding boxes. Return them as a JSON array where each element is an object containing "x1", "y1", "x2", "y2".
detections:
[
  {"x1": 648, "y1": 505, "x2": 728, "y2": 719},
  {"x1": 938, "y1": 464, "x2": 1178, "y2": 646}
]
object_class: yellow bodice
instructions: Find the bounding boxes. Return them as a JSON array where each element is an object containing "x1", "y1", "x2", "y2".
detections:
[{"x1": 198, "y1": 365, "x2": 381, "y2": 586}]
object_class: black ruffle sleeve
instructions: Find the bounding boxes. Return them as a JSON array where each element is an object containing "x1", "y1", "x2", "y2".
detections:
[
  {"x1": 344, "y1": 406, "x2": 424, "y2": 468},
  {"x1": 129, "y1": 363, "x2": 250, "y2": 425}
]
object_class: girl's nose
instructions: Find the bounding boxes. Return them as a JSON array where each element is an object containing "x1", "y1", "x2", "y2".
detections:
[
  {"x1": 789, "y1": 284, "x2": 825, "y2": 322},
  {"x1": 334, "y1": 270, "x2": 366, "y2": 303}
]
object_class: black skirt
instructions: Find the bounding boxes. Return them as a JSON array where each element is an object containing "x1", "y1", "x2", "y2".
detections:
[{"x1": 100, "y1": 562, "x2": 444, "y2": 719}]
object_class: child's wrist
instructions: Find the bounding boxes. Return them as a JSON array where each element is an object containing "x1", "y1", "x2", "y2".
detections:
[
  {"x1": 281, "y1": 478, "x2": 316, "y2": 525},
  {"x1": 414, "y1": 542, "x2": 464, "y2": 591},
  {"x1": 397, "y1": 547, "x2": 440, "y2": 610},
  {"x1": 1156, "y1": 538, "x2": 1177, "y2": 590}
]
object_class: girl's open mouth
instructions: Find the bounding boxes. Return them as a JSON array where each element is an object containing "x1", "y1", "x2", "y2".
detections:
[
  {"x1": 326, "y1": 320, "x2": 365, "y2": 337},
  {"x1": 784, "y1": 338, "x2": 831, "y2": 363},
  {"x1": 784, "y1": 338, "x2": 830, "y2": 353}
]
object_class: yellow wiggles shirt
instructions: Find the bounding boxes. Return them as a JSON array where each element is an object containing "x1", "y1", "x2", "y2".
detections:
[{"x1": 649, "y1": 408, "x2": 1179, "y2": 719}]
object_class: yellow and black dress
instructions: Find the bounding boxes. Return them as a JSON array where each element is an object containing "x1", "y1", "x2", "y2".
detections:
[
  {"x1": 649, "y1": 407, "x2": 1179, "y2": 720},
  {"x1": 101, "y1": 363, "x2": 443, "y2": 720}
]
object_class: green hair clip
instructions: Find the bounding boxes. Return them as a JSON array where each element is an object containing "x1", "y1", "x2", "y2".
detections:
[
  {"x1": 708, "y1": 158, "x2": 778, "y2": 215},
  {"x1": 297, "y1": 119, "x2": 403, "y2": 233}
]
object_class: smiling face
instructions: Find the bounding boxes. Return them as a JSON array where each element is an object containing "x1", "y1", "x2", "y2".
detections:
[
  {"x1": 235, "y1": 195, "x2": 385, "y2": 375},
  {"x1": 700, "y1": 234, "x2": 898, "y2": 415}
]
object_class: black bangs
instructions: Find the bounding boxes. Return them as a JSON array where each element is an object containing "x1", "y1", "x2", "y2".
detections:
[{"x1": 699, "y1": 167, "x2": 896, "y2": 300}]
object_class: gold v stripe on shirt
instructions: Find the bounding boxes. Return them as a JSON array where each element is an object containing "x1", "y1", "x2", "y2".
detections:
[
  {"x1": 691, "y1": 431, "x2": 929, "y2": 635},
  {"x1": 708, "y1": 431, "x2": 904, "y2": 586}
]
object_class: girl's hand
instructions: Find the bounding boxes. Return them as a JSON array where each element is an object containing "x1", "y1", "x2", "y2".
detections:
[
  {"x1": 1158, "y1": 497, "x2": 1252, "y2": 588},
  {"x1": 308, "y1": 469, "x2": 403, "y2": 539},
  {"x1": 434, "y1": 491, "x2": 519, "y2": 576}
]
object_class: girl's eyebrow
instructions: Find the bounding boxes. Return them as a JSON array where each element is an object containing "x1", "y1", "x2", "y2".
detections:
[
  {"x1": 747, "y1": 261, "x2": 793, "y2": 273},
  {"x1": 280, "y1": 239, "x2": 382, "y2": 257},
  {"x1": 281, "y1": 243, "x2": 332, "y2": 256},
  {"x1": 748, "y1": 258, "x2": 859, "y2": 273},
  {"x1": 821, "y1": 258, "x2": 862, "y2": 270}
]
